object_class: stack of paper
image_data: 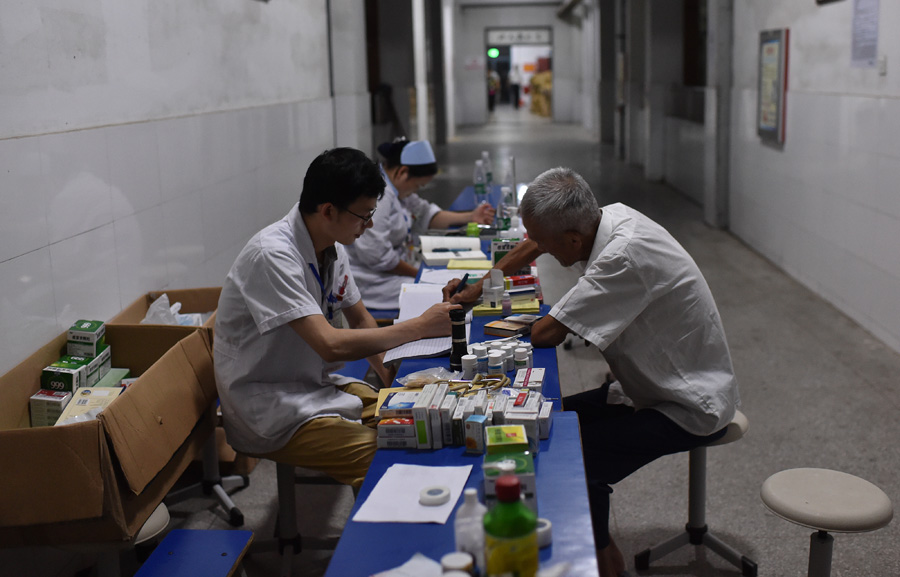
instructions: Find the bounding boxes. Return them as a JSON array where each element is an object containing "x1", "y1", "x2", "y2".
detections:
[
  {"x1": 419, "y1": 236, "x2": 487, "y2": 266},
  {"x1": 384, "y1": 284, "x2": 470, "y2": 365}
]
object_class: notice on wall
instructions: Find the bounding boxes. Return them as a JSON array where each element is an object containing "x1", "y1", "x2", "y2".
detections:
[{"x1": 852, "y1": 0, "x2": 879, "y2": 68}]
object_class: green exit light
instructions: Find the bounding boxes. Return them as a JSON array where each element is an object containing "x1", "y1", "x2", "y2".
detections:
[{"x1": 487, "y1": 48, "x2": 500, "y2": 59}]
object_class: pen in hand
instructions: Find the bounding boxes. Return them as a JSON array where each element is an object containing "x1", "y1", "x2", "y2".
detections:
[{"x1": 452, "y1": 273, "x2": 470, "y2": 296}]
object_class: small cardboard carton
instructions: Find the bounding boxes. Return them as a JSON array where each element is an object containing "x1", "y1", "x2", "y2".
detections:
[
  {"x1": 0, "y1": 326, "x2": 216, "y2": 547},
  {"x1": 108, "y1": 287, "x2": 221, "y2": 329},
  {"x1": 67, "y1": 320, "x2": 106, "y2": 357}
]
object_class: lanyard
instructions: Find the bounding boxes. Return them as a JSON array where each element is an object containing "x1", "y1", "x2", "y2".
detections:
[{"x1": 308, "y1": 262, "x2": 335, "y2": 321}]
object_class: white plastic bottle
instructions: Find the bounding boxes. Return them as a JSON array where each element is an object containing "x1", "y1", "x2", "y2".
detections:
[
  {"x1": 454, "y1": 487, "x2": 487, "y2": 573},
  {"x1": 473, "y1": 159, "x2": 487, "y2": 198}
]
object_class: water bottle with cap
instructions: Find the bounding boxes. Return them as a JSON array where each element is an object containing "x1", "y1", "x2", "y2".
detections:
[
  {"x1": 473, "y1": 159, "x2": 487, "y2": 199},
  {"x1": 484, "y1": 475, "x2": 538, "y2": 577},
  {"x1": 481, "y1": 151, "x2": 493, "y2": 188},
  {"x1": 454, "y1": 488, "x2": 487, "y2": 573}
]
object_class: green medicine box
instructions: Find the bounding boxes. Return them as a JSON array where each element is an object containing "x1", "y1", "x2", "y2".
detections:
[
  {"x1": 67, "y1": 320, "x2": 106, "y2": 358},
  {"x1": 41, "y1": 360, "x2": 87, "y2": 393}
]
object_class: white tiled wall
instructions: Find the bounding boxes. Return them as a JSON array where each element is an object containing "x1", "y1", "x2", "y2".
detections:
[
  {"x1": 0, "y1": 99, "x2": 335, "y2": 376},
  {"x1": 730, "y1": 89, "x2": 900, "y2": 353}
]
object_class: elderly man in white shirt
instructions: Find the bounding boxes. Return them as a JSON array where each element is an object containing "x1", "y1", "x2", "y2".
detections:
[
  {"x1": 444, "y1": 167, "x2": 740, "y2": 577},
  {"x1": 215, "y1": 148, "x2": 459, "y2": 489}
]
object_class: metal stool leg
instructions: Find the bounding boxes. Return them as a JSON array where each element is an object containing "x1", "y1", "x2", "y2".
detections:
[
  {"x1": 635, "y1": 446, "x2": 757, "y2": 576},
  {"x1": 808, "y1": 531, "x2": 833, "y2": 577},
  {"x1": 165, "y1": 437, "x2": 248, "y2": 526}
]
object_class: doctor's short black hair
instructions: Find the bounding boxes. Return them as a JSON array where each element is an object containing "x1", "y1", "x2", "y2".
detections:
[{"x1": 299, "y1": 148, "x2": 385, "y2": 215}]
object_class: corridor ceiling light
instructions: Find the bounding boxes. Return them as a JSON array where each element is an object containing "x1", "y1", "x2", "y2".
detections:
[{"x1": 487, "y1": 48, "x2": 500, "y2": 59}]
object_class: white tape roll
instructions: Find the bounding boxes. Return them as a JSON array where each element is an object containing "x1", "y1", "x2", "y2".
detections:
[
  {"x1": 537, "y1": 517, "x2": 553, "y2": 548},
  {"x1": 419, "y1": 485, "x2": 451, "y2": 506}
]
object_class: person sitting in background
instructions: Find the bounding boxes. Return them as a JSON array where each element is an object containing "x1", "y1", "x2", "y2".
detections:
[
  {"x1": 214, "y1": 147, "x2": 459, "y2": 489},
  {"x1": 443, "y1": 167, "x2": 741, "y2": 577},
  {"x1": 346, "y1": 138, "x2": 494, "y2": 310}
]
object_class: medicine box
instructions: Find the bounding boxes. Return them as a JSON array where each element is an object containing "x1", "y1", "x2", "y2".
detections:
[
  {"x1": 484, "y1": 424, "x2": 530, "y2": 455},
  {"x1": 506, "y1": 412, "x2": 540, "y2": 454},
  {"x1": 440, "y1": 393, "x2": 459, "y2": 446},
  {"x1": 29, "y1": 390, "x2": 72, "y2": 428},
  {"x1": 538, "y1": 401, "x2": 553, "y2": 440},
  {"x1": 379, "y1": 391, "x2": 419, "y2": 418},
  {"x1": 513, "y1": 367, "x2": 545, "y2": 392},
  {"x1": 465, "y1": 414, "x2": 488, "y2": 454},
  {"x1": 67, "y1": 320, "x2": 106, "y2": 358},
  {"x1": 412, "y1": 384, "x2": 438, "y2": 449},
  {"x1": 377, "y1": 417, "x2": 416, "y2": 438},
  {"x1": 428, "y1": 384, "x2": 449, "y2": 450},
  {"x1": 62, "y1": 343, "x2": 112, "y2": 386},
  {"x1": 41, "y1": 360, "x2": 87, "y2": 393},
  {"x1": 55, "y1": 386, "x2": 125, "y2": 426},
  {"x1": 95, "y1": 368, "x2": 131, "y2": 388},
  {"x1": 483, "y1": 451, "x2": 536, "y2": 497},
  {"x1": 376, "y1": 436, "x2": 418, "y2": 449}
]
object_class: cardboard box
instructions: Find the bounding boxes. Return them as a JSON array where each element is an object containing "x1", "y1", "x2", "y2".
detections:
[
  {"x1": 107, "y1": 287, "x2": 221, "y2": 329},
  {"x1": 0, "y1": 326, "x2": 216, "y2": 547}
]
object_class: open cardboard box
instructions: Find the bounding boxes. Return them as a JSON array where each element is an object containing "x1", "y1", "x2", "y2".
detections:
[
  {"x1": 107, "y1": 287, "x2": 221, "y2": 329},
  {"x1": 106, "y1": 287, "x2": 256, "y2": 474},
  {"x1": 0, "y1": 325, "x2": 216, "y2": 547}
]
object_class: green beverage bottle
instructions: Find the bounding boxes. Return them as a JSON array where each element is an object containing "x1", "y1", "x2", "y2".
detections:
[{"x1": 483, "y1": 474, "x2": 538, "y2": 577}]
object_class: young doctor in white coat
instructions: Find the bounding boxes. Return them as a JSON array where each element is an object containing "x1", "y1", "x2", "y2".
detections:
[{"x1": 346, "y1": 138, "x2": 494, "y2": 309}]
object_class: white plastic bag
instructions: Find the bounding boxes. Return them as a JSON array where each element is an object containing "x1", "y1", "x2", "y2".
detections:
[{"x1": 141, "y1": 293, "x2": 204, "y2": 326}]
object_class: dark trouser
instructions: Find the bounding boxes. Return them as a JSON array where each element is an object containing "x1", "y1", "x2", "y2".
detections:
[
  {"x1": 510, "y1": 84, "x2": 520, "y2": 109},
  {"x1": 562, "y1": 384, "x2": 726, "y2": 549}
]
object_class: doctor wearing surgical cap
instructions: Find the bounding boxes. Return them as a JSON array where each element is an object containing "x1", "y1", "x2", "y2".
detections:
[{"x1": 346, "y1": 139, "x2": 494, "y2": 309}]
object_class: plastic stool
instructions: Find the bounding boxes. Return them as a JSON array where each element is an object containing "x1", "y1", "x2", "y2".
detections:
[
  {"x1": 761, "y1": 468, "x2": 893, "y2": 577},
  {"x1": 135, "y1": 529, "x2": 253, "y2": 577},
  {"x1": 635, "y1": 410, "x2": 757, "y2": 576}
]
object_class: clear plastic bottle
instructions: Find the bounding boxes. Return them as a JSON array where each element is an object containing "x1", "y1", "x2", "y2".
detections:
[
  {"x1": 473, "y1": 159, "x2": 487, "y2": 199},
  {"x1": 483, "y1": 475, "x2": 538, "y2": 577},
  {"x1": 454, "y1": 488, "x2": 487, "y2": 573},
  {"x1": 481, "y1": 151, "x2": 493, "y2": 188}
]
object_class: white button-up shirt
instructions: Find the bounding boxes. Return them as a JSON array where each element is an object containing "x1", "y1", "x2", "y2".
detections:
[
  {"x1": 345, "y1": 165, "x2": 441, "y2": 309},
  {"x1": 214, "y1": 204, "x2": 365, "y2": 454},
  {"x1": 551, "y1": 203, "x2": 740, "y2": 436}
]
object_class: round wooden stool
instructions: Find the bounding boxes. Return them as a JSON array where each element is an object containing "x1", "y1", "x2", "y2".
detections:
[{"x1": 761, "y1": 468, "x2": 893, "y2": 577}]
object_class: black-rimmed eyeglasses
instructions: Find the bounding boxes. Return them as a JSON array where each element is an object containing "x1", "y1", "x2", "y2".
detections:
[{"x1": 345, "y1": 206, "x2": 377, "y2": 225}]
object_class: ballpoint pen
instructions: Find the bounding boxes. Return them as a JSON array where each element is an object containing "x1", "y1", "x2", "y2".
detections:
[
  {"x1": 432, "y1": 248, "x2": 473, "y2": 253},
  {"x1": 452, "y1": 273, "x2": 470, "y2": 296}
]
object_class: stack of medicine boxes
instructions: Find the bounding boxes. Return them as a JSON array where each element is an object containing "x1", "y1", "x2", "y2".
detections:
[
  {"x1": 375, "y1": 368, "x2": 553, "y2": 453},
  {"x1": 30, "y1": 320, "x2": 119, "y2": 427}
]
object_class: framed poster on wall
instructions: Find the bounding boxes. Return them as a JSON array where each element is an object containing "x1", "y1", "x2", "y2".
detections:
[{"x1": 757, "y1": 28, "x2": 789, "y2": 145}]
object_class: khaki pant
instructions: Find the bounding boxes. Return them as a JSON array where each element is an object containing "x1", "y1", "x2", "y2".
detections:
[{"x1": 258, "y1": 382, "x2": 380, "y2": 489}]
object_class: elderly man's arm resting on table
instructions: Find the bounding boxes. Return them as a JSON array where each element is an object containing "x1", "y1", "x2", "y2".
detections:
[
  {"x1": 443, "y1": 238, "x2": 545, "y2": 304},
  {"x1": 290, "y1": 301, "x2": 460, "y2": 385}
]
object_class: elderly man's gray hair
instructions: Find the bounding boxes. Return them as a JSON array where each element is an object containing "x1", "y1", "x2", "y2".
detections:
[{"x1": 520, "y1": 167, "x2": 600, "y2": 234}]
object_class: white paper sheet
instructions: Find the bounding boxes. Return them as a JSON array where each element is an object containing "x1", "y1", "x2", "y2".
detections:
[
  {"x1": 397, "y1": 283, "x2": 444, "y2": 321},
  {"x1": 352, "y1": 464, "x2": 473, "y2": 524},
  {"x1": 418, "y1": 268, "x2": 485, "y2": 286}
]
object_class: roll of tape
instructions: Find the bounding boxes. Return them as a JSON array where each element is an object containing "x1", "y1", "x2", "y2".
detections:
[
  {"x1": 537, "y1": 517, "x2": 553, "y2": 548},
  {"x1": 419, "y1": 485, "x2": 451, "y2": 506}
]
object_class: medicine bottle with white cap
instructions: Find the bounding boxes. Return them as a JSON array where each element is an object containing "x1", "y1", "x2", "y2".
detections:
[{"x1": 454, "y1": 488, "x2": 487, "y2": 573}]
